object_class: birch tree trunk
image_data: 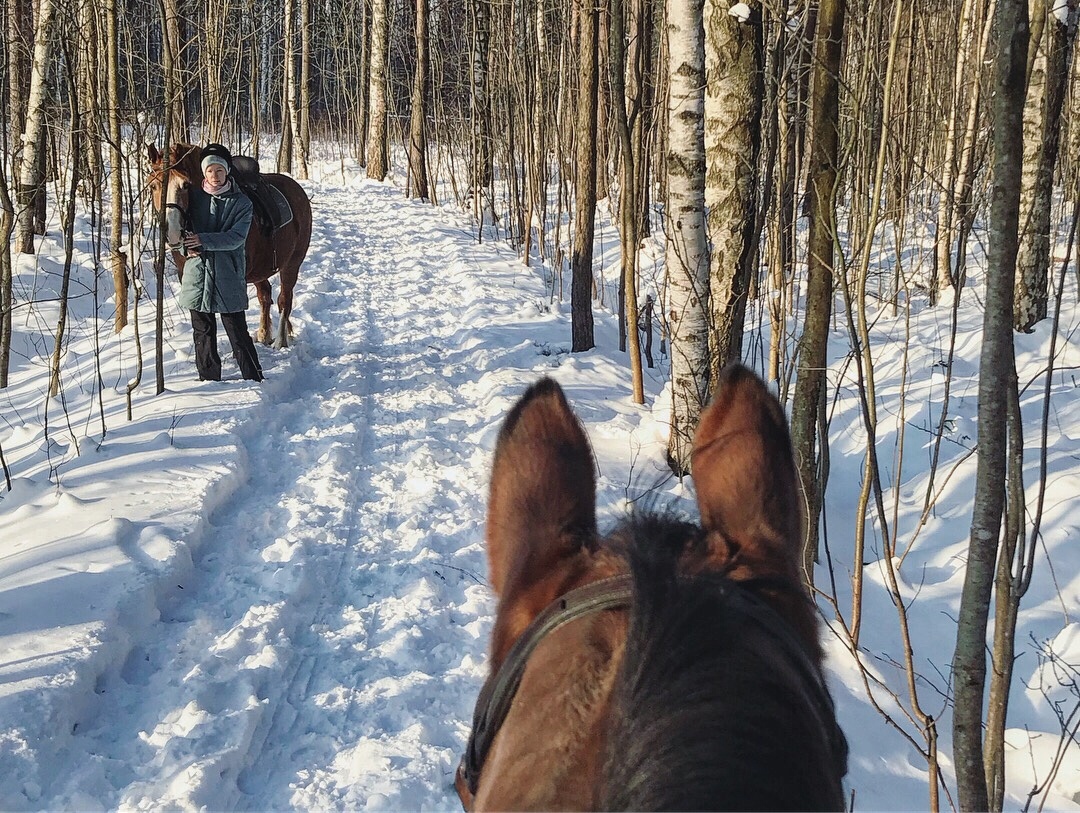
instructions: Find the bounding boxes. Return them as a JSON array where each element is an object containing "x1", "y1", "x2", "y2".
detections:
[
  {"x1": 280, "y1": 0, "x2": 308, "y2": 176},
  {"x1": 703, "y1": 0, "x2": 762, "y2": 379},
  {"x1": 571, "y1": 0, "x2": 599, "y2": 352},
  {"x1": 952, "y1": 0, "x2": 1028, "y2": 807},
  {"x1": 664, "y1": 0, "x2": 710, "y2": 475},
  {"x1": 790, "y1": 0, "x2": 844, "y2": 576},
  {"x1": 367, "y1": 0, "x2": 391, "y2": 180},
  {"x1": 299, "y1": 0, "x2": 312, "y2": 166},
  {"x1": 0, "y1": 112, "x2": 13, "y2": 387},
  {"x1": 408, "y1": 0, "x2": 431, "y2": 200},
  {"x1": 3, "y1": 0, "x2": 28, "y2": 378},
  {"x1": 7, "y1": 0, "x2": 31, "y2": 187},
  {"x1": 75, "y1": 0, "x2": 103, "y2": 206},
  {"x1": 934, "y1": 0, "x2": 980, "y2": 296},
  {"x1": 1015, "y1": 0, "x2": 1076, "y2": 331},
  {"x1": 14, "y1": 0, "x2": 56, "y2": 254},
  {"x1": 470, "y1": 0, "x2": 493, "y2": 209},
  {"x1": 106, "y1": 0, "x2": 127, "y2": 333}
]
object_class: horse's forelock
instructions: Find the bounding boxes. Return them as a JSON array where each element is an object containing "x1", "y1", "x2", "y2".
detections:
[{"x1": 599, "y1": 513, "x2": 847, "y2": 811}]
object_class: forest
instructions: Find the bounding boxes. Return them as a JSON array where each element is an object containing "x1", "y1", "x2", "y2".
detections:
[{"x1": 1, "y1": 0, "x2": 1079, "y2": 809}]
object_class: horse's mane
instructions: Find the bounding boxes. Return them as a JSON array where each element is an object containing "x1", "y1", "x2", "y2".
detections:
[
  {"x1": 157, "y1": 143, "x2": 201, "y2": 178},
  {"x1": 598, "y1": 513, "x2": 848, "y2": 811}
]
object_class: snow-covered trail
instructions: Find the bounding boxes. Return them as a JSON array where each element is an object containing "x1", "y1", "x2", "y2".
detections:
[{"x1": 42, "y1": 180, "x2": 545, "y2": 811}]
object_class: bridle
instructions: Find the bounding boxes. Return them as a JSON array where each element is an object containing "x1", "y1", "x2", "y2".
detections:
[
  {"x1": 458, "y1": 573, "x2": 634, "y2": 797},
  {"x1": 149, "y1": 161, "x2": 192, "y2": 252}
]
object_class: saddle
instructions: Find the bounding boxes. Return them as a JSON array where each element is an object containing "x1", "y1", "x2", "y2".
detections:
[{"x1": 231, "y1": 155, "x2": 294, "y2": 235}]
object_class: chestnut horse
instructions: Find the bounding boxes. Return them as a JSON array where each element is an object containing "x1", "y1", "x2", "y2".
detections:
[
  {"x1": 457, "y1": 364, "x2": 848, "y2": 811},
  {"x1": 146, "y1": 143, "x2": 312, "y2": 349}
]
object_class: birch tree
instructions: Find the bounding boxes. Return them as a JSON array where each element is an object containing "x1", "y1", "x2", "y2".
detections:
[
  {"x1": 469, "y1": 0, "x2": 493, "y2": 219},
  {"x1": 0, "y1": 114, "x2": 13, "y2": 388},
  {"x1": 14, "y1": 0, "x2": 56, "y2": 254},
  {"x1": 106, "y1": 0, "x2": 127, "y2": 332},
  {"x1": 7, "y1": 0, "x2": 31, "y2": 186},
  {"x1": 703, "y1": 0, "x2": 762, "y2": 379},
  {"x1": 367, "y1": 0, "x2": 390, "y2": 180},
  {"x1": 664, "y1": 0, "x2": 710, "y2": 475},
  {"x1": 1015, "y1": 0, "x2": 1077, "y2": 331}
]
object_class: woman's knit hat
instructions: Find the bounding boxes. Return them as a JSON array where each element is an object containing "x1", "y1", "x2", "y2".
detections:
[{"x1": 200, "y1": 143, "x2": 232, "y2": 174}]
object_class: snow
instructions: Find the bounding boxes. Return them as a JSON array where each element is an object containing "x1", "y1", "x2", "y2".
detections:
[
  {"x1": 1051, "y1": 0, "x2": 1072, "y2": 25},
  {"x1": 2, "y1": 152, "x2": 1080, "y2": 810},
  {"x1": 729, "y1": 2, "x2": 751, "y2": 22}
]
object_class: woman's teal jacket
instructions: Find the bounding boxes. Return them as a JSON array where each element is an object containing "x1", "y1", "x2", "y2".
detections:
[{"x1": 178, "y1": 182, "x2": 253, "y2": 314}]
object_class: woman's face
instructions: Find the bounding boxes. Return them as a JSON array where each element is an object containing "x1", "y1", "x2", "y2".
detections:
[{"x1": 204, "y1": 163, "x2": 228, "y2": 186}]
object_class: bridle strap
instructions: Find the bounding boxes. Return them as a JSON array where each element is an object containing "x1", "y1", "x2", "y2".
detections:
[
  {"x1": 164, "y1": 202, "x2": 191, "y2": 228},
  {"x1": 460, "y1": 574, "x2": 634, "y2": 796}
]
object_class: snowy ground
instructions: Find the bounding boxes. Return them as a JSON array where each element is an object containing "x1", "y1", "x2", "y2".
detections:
[{"x1": 2, "y1": 155, "x2": 1080, "y2": 810}]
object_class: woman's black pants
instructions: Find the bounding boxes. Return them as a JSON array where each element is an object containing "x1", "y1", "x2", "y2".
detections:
[{"x1": 190, "y1": 310, "x2": 264, "y2": 381}]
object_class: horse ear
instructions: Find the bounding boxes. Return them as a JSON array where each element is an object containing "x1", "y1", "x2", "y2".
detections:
[
  {"x1": 691, "y1": 364, "x2": 804, "y2": 581},
  {"x1": 485, "y1": 379, "x2": 597, "y2": 600},
  {"x1": 147, "y1": 143, "x2": 160, "y2": 164}
]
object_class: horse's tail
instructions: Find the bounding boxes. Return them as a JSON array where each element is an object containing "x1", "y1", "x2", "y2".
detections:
[{"x1": 598, "y1": 515, "x2": 848, "y2": 811}]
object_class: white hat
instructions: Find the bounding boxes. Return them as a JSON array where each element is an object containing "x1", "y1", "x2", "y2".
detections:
[{"x1": 201, "y1": 154, "x2": 229, "y2": 174}]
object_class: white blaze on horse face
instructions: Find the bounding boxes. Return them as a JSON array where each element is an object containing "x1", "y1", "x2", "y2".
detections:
[
  {"x1": 164, "y1": 174, "x2": 189, "y2": 247},
  {"x1": 164, "y1": 205, "x2": 184, "y2": 248}
]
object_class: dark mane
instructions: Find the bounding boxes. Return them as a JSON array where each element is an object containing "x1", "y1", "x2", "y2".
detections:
[{"x1": 599, "y1": 513, "x2": 848, "y2": 811}]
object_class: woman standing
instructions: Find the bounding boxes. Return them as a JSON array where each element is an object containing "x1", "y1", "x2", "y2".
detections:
[{"x1": 179, "y1": 143, "x2": 264, "y2": 382}]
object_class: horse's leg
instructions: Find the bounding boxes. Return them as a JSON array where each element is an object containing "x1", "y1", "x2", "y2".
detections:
[
  {"x1": 275, "y1": 272, "x2": 295, "y2": 349},
  {"x1": 254, "y1": 279, "x2": 273, "y2": 345}
]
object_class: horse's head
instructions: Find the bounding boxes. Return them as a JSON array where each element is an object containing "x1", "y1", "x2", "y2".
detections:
[
  {"x1": 459, "y1": 363, "x2": 847, "y2": 811},
  {"x1": 146, "y1": 143, "x2": 200, "y2": 256}
]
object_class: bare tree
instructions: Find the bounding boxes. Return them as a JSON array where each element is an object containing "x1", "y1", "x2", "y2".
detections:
[
  {"x1": 608, "y1": 0, "x2": 646, "y2": 403},
  {"x1": 790, "y1": 0, "x2": 844, "y2": 577},
  {"x1": 952, "y1": 0, "x2": 1028, "y2": 807},
  {"x1": 571, "y1": 0, "x2": 599, "y2": 352},
  {"x1": 408, "y1": 0, "x2": 431, "y2": 200}
]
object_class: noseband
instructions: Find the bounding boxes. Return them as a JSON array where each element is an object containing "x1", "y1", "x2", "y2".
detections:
[{"x1": 459, "y1": 574, "x2": 634, "y2": 797}]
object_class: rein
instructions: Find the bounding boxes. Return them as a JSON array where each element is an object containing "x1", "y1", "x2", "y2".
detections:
[{"x1": 459, "y1": 573, "x2": 634, "y2": 796}]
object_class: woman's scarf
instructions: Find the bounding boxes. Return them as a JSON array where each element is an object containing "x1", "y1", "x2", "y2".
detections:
[{"x1": 202, "y1": 177, "x2": 233, "y2": 196}]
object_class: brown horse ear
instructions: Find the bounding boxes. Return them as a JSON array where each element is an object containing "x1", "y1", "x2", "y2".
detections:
[
  {"x1": 147, "y1": 143, "x2": 160, "y2": 164},
  {"x1": 691, "y1": 363, "x2": 804, "y2": 580},
  {"x1": 485, "y1": 378, "x2": 597, "y2": 599}
]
